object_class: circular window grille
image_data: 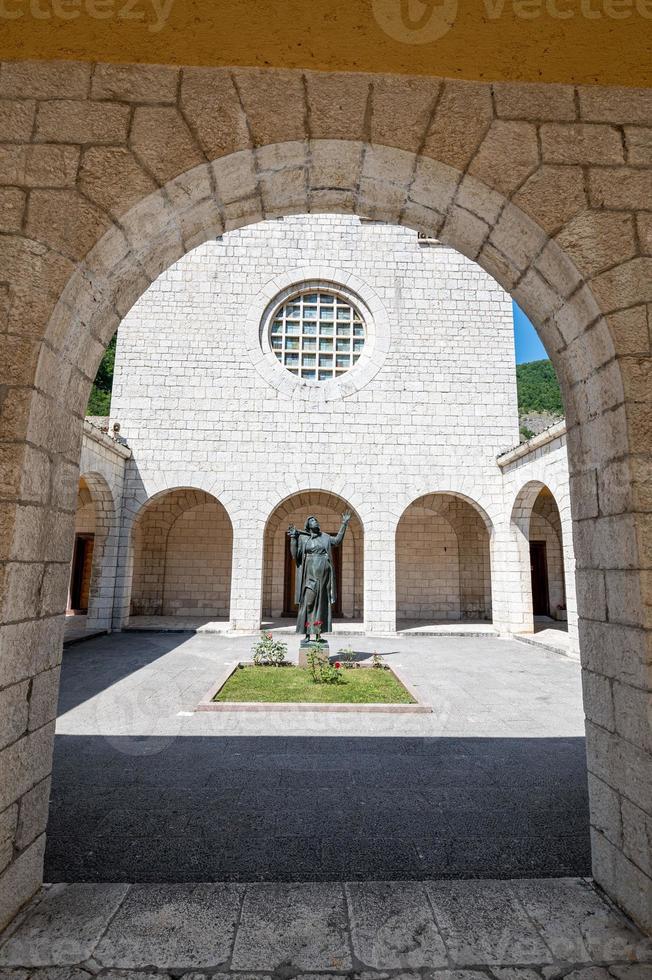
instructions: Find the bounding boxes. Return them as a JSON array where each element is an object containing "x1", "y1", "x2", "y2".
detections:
[{"x1": 268, "y1": 290, "x2": 366, "y2": 381}]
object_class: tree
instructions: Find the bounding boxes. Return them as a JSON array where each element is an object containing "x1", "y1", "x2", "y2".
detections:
[
  {"x1": 87, "y1": 334, "x2": 116, "y2": 416},
  {"x1": 516, "y1": 359, "x2": 563, "y2": 416}
]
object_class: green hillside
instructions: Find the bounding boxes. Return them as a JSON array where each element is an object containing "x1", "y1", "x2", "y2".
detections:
[
  {"x1": 87, "y1": 334, "x2": 116, "y2": 416},
  {"x1": 516, "y1": 359, "x2": 563, "y2": 417}
]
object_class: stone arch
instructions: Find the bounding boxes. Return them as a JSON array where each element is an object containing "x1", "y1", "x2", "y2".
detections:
[
  {"x1": 128, "y1": 487, "x2": 234, "y2": 623},
  {"x1": 262, "y1": 489, "x2": 364, "y2": 624},
  {"x1": 510, "y1": 480, "x2": 572, "y2": 637},
  {"x1": 69, "y1": 472, "x2": 116, "y2": 631},
  {"x1": 396, "y1": 491, "x2": 493, "y2": 626},
  {"x1": 1, "y1": 100, "x2": 649, "y2": 927}
]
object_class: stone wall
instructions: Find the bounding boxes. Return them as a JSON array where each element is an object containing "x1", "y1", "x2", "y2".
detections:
[
  {"x1": 110, "y1": 214, "x2": 516, "y2": 633},
  {"x1": 130, "y1": 489, "x2": 233, "y2": 618},
  {"x1": 77, "y1": 423, "x2": 131, "y2": 630},
  {"x1": 396, "y1": 496, "x2": 491, "y2": 623},
  {"x1": 0, "y1": 60, "x2": 650, "y2": 930}
]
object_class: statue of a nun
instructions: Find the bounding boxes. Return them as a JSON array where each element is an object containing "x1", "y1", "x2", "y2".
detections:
[{"x1": 287, "y1": 512, "x2": 351, "y2": 637}]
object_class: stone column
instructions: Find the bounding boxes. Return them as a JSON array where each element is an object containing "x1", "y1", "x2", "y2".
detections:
[
  {"x1": 559, "y1": 501, "x2": 579, "y2": 655},
  {"x1": 490, "y1": 523, "x2": 533, "y2": 635},
  {"x1": 364, "y1": 520, "x2": 396, "y2": 634},
  {"x1": 229, "y1": 517, "x2": 265, "y2": 632}
]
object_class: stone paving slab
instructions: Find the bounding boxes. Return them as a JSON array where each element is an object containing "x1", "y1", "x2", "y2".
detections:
[
  {"x1": 0, "y1": 880, "x2": 649, "y2": 976},
  {"x1": 0, "y1": 884, "x2": 129, "y2": 966},
  {"x1": 93, "y1": 883, "x2": 244, "y2": 968},
  {"x1": 231, "y1": 882, "x2": 352, "y2": 972},
  {"x1": 345, "y1": 880, "x2": 447, "y2": 968}
]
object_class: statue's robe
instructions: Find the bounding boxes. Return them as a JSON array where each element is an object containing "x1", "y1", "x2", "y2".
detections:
[{"x1": 291, "y1": 524, "x2": 347, "y2": 633}]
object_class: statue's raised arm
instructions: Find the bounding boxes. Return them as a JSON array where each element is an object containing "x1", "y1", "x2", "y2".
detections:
[{"x1": 330, "y1": 511, "x2": 350, "y2": 547}]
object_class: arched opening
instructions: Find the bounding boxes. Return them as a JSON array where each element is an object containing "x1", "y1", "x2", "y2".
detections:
[
  {"x1": 66, "y1": 473, "x2": 116, "y2": 640},
  {"x1": 3, "y1": 122, "x2": 648, "y2": 929},
  {"x1": 395, "y1": 493, "x2": 492, "y2": 629},
  {"x1": 511, "y1": 481, "x2": 570, "y2": 642},
  {"x1": 129, "y1": 488, "x2": 233, "y2": 628},
  {"x1": 530, "y1": 487, "x2": 567, "y2": 625},
  {"x1": 262, "y1": 490, "x2": 363, "y2": 628}
]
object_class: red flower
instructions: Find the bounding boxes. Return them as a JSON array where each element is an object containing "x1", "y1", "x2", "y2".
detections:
[
  {"x1": 334, "y1": 662, "x2": 341, "y2": 668},
  {"x1": 313, "y1": 620, "x2": 322, "y2": 626}
]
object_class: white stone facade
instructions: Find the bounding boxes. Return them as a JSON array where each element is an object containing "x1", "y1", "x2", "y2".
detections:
[{"x1": 73, "y1": 214, "x2": 575, "y2": 645}]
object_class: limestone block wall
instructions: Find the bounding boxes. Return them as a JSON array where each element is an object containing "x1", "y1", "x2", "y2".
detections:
[
  {"x1": 396, "y1": 508, "x2": 460, "y2": 621},
  {"x1": 130, "y1": 489, "x2": 233, "y2": 618},
  {"x1": 111, "y1": 213, "x2": 516, "y2": 632},
  {"x1": 396, "y1": 494, "x2": 492, "y2": 622},
  {"x1": 76, "y1": 423, "x2": 130, "y2": 630},
  {"x1": 1, "y1": 60, "x2": 650, "y2": 929}
]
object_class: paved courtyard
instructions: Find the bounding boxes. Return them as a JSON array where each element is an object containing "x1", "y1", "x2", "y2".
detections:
[{"x1": 46, "y1": 631, "x2": 590, "y2": 883}]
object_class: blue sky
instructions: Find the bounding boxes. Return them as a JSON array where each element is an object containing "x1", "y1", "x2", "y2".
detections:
[{"x1": 513, "y1": 302, "x2": 548, "y2": 364}]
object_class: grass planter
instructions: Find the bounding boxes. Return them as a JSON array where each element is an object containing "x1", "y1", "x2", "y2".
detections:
[{"x1": 197, "y1": 661, "x2": 432, "y2": 713}]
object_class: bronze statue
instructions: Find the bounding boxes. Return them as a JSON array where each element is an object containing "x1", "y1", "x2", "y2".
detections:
[{"x1": 287, "y1": 513, "x2": 351, "y2": 637}]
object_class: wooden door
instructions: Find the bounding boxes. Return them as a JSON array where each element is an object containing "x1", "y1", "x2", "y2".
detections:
[
  {"x1": 69, "y1": 533, "x2": 95, "y2": 613},
  {"x1": 283, "y1": 534, "x2": 343, "y2": 619},
  {"x1": 529, "y1": 540, "x2": 550, "y2": 617}
]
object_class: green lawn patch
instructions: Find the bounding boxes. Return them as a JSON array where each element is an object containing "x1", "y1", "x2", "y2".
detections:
[{"x1": 214, "y1": 665, "x2": 415, "y2": 704}]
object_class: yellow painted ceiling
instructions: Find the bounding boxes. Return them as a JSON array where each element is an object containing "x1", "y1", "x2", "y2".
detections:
[{"x1": 3, "y1": 0, "x2": 652, "y2": 87}]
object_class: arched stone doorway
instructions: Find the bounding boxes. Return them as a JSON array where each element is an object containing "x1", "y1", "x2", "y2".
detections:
[
  {"x1": 396, "y1": 493, "x2": 492, "y2": 628},
  {"x1": 66, "y1": 473, "x2": 116, "y2": 635},
  {"x1": 511, "y1": 481, "x2": 572, "y2": 638},
  {"x1": 529, "y1": 487, "x2": 567, "y2": 623},
  {"x1": 1, "y1": 74, "x2": 650, "y2": 927},
  {"x1": 262, "y1": 491, "x2": 363, "y2": 626},
  {"x1": 129, "y1": 488, "x2": 233, "y2": 625}
]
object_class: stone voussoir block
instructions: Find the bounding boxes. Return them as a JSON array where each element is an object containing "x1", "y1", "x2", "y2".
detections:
[
  {"x1": 369, "y1": 75, "x2": 441, "y2": 152},
  {"x1": 422, "y1": 79, "x2": 494, "y2": 172},
  {"x1": 179, "y1": 67, "x2": 251, "y2": 159},
  {"x1": 304, "y1": 71, "x2": 371, "y2": 141},
  {"x1": 232, "y1": 68, "x2": 307, "y2": 146},
  {"x1": 130, "y1": 106, "x2": 205, "y2": 184},
  {"x1": 468, "y1": 120, "x2": 540, "y2": 197}
]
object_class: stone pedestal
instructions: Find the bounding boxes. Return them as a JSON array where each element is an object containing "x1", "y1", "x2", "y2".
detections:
[{"x1": 298, "y1": 637, "x2": 329, "y2": 667}]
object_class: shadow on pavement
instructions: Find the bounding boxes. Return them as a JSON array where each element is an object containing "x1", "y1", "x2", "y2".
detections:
[{"x1": 45, "y1": 733, "x2": 590, "y2": 882}]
